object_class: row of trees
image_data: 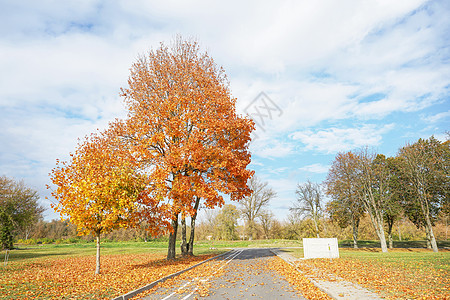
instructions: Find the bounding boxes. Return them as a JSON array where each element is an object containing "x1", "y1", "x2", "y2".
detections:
[
  {"x1": 323, "y1": 136, "x2": 449, "y2": 252},
  {"x1": 11, "y1": 202, "x2": 447, "y2": 244},
  {"x1": 195, "y1": 204, "x2": 448, "y2": 242},
  {"x1": 194, "y1": 176, "x2": 277, "y2": 241}
]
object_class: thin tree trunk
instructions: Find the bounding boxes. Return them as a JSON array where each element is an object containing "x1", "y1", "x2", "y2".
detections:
[
  {"x1": 416, "y1": 181, "x2": 438, "y2": 252},
  {"x1": 313, "y1": 217, "x2": 320, "y2": 238},
  {"x1": 322, "y1": 217, "x2": 328, "y2": 237},
  {"x1": 188, "y1": 216, "x2": 195, "y2": 255},
  {"x1": 363, "y1": 189, "x2": 388, "y2": 252},
  {"x1": 387, "y1": 218, "x2": 394, "y2": 249},
  {"x1": 425, "y1": 214, "x2": 438, "y2": 252},
  {"x1": 352, "y1": 217, "x2": 359, "y2": 249},
  {"x1": 366, "y1": 206, "x2": 388, "y2": 252},
  {"x1": 188, "y1": 197, "x2": 200, "y2": 256},
  {"x1": 378, "y1": 216, "x2": 388, "y2": 253},
  {"x1": 425, "y1": 225, "x2": 431, "y2": 249},
  {"x1": 167, "y1": 213, "x2": 179, "y2": 260},
  {"x1": 180, "y1": 214, "x2": 188, "y2": 256},
  {"x1": 397, "y1": 223, "x2": 402, "y2": 241},
  {"x1": 95, "y1": 233, "x2": 101, "y2": 274}
]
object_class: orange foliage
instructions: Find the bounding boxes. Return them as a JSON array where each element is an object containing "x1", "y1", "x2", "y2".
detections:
[
  {"x1": 119, "y1": 37, "x2": 254, "y2": 223},
  {"x1": 49, "y1": 126, "x2": 159, "y2": 237}
]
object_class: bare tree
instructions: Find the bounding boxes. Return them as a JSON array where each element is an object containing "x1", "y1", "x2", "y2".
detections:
[
  {"x1": 258, "y1": 210, "x2": 274, "y2": 239},
  {"x1": 239, "y1": 176, "x2": 276, "y2": 240},
  {"x1": 290, "y1": 180, "x2": 323, "y2": 238},
  {"x1": 397, "y1": 136, "x2": 448, "y2": 252},
  {"x1": 355, "y1": 148, "x2": 389, "y2": 253}
]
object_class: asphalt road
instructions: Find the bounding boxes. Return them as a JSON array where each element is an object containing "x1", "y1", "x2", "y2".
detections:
[{"x1": 142, "y1": 248, "x2": 307, "y2": 300}]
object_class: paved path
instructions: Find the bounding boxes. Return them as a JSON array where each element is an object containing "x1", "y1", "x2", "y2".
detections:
[{"x1": 142, "y1": 248, "x2": 307, "y2": 300}]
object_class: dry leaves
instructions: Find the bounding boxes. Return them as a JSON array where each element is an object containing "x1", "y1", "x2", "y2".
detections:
[
  {"x1": 295, "y1": 250, "x2": 450, "y2": 300},
  {"x1": 267, "y1": 256, "x2": 332, "y2": 300},
  {"x1": 0, "y1": 252, "x2": 216, "y2": 299}
]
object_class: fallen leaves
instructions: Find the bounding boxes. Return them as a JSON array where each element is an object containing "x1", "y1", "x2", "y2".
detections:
[
  {"x1": 0, "y1": 252, "x2": 216, "y2": 299},
  {"x1": 267, "y1": 256, "x2": 332, "y2": 300},
  {"x1": 294, "y1": 249, "x2": 450, "y2": 300}
]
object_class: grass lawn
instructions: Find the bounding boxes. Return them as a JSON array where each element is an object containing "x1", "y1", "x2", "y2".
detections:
[{"x1": 285, "y1": 247, "x2": 450, "y2": 299}]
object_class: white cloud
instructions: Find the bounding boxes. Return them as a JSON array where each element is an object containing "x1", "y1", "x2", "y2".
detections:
[
  {"x1": 251, "y1": 140, "x2": 294, "y2": 159},
  {"x1": 299, "y1": 163, "x2": 330, "y2": 174},
  {"x1": 290, "y1": 124, "x2": 395, "y2": 154},
  {"x1": 423, "y1": 110, "x2": 450, "y2": 123}
]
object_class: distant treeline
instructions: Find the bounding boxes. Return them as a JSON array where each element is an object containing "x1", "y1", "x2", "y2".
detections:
[{"x1": 14, "y1": 212, "x2": 448, "y2": 245}]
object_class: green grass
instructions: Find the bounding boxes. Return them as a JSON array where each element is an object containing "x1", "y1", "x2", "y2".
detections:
[
  {"x1": 3, "y1": 240, "x2": 231, "y2": 264},
  {"x1": 338, "y1": 239, "x2": 450, "y2": 248},
  {"x1": 284, "y1": 247, "x2": 450, "y2": 272},
  {"x1": 2, "y1": 241, "x2": 168, "y2": 263},
  {"x1": 2, "y1": 239, "x2": 302, "y2": 264},
  {"x1": 3, "y1": 238, "x2": 448, "y2": 265}
]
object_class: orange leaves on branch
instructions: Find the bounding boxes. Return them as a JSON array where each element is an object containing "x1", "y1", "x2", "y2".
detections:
[
  {"x1": 120, "y1": 37, "x2": 255, "y2": 221},
  {"x1": 49, "y1": 125, "x2": 154, "y2": 237},
  {"x1": 49, "y1": 37, "x2": 254, "y2": 261}
]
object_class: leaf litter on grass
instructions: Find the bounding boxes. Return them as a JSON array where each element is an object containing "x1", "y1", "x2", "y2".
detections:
[
  {"x1": 293, "y1": 249, "x2": 450, "y2": 300},
  {"x1": 0, "y1": 252, "x2": 217, "y2": 299}
]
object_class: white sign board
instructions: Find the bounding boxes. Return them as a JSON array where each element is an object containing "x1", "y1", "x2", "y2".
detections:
[{"x1": 303, "y1": 238, "x2": 339, "y2": 259}]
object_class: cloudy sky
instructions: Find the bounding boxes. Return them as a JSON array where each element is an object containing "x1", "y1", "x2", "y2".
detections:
[{"x1": 1, "y1": 0, "x2": 449, "y2": 222}]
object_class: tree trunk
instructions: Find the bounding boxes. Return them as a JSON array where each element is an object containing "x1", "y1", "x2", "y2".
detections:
[
  {"x1": 397, "y1": 223, "x2": 402, "y2": 241},
  {"x1": 387, "y1": 217, "x2": 394, "y2": 249},
  {"x1": 425, "y1": 214, "x2": 438, "y2": 252},
  {"x1": 388, "y1": 231, "x2": 393, "y2": 249},
  {"x1": 367, "y1": 207, "x2": 388, "y2": 252},
  {"x1": 352, "y1": 217, "x2": 359, "y2": 249},
  {"x1": 313, "y1": 217, "x2": 320, "y2": 238},
  {"x1": 95, "y1": 233, "x2": 101, "y2": 274},
  {"x1": 425, "y1": 225, "x2": 431, "y2": 249},
  {"x1": 188, "y1": 197, "x2": 200, "y2": 256},
  {"x1": 322, "y1": 217, "x2": 328, "y2": 237},
  {"x1": 188, "y1": 216, "x2": 195, "y2": 255},
  {"x1": 180, "y1": 214, "x2": 188, "y2": 256},
  {"x1": 167, "y1": 213, "x2": 179, "y2": 260},
  {"x1": 378, "y1": 217, "x2": 388, "y2": 253}
]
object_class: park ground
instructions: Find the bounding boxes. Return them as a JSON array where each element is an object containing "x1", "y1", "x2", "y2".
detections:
[{"x1": 0, "y1": 240, "x2": 449, "y2": 299}]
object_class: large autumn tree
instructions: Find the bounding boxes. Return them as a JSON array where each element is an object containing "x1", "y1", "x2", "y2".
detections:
[
  {"x1": 49, "y1": 126, "x2": 151, "y2": 274},
  {"x1": 325, "y1": 151, "x2": 365, "y2": 248},
  {"x1": 397, "y1": 136, "x2": 449, "y2": 252},
  {"x1": 120, "y1": 37, "x2": 254, "y2": 259}
]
